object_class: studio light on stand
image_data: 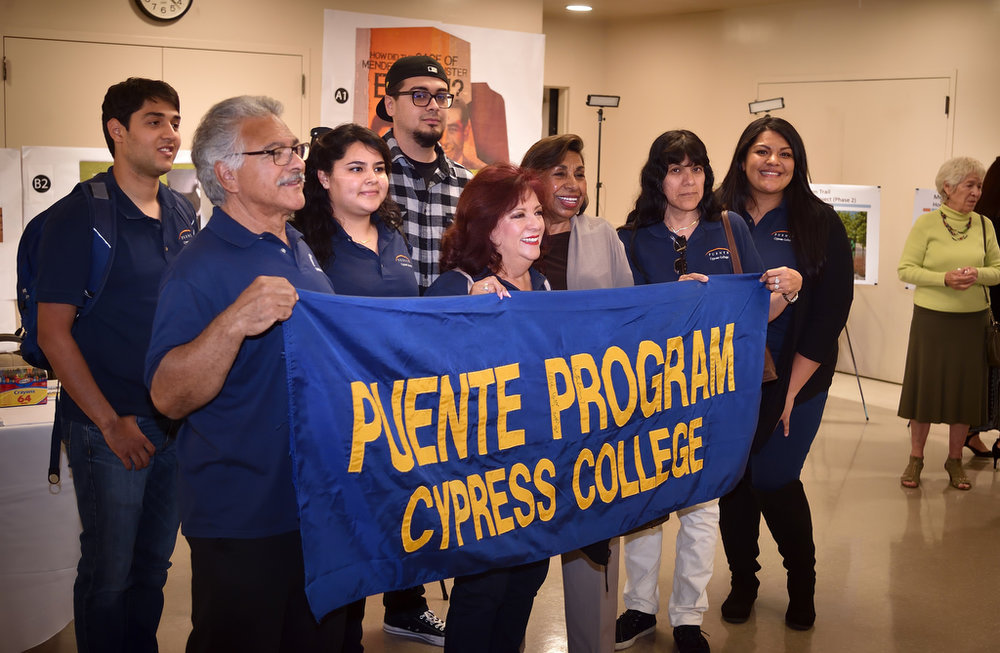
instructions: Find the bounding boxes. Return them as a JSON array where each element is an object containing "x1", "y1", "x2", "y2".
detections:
[
  {"x1": 748, "y1": 97, "x2": 784, "y2": 115},
  {"x1": 586, "y1": 94, "x2": 620, "y2": 217}
]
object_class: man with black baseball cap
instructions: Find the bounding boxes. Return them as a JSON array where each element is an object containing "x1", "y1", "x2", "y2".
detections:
[{"x1": 378, "y1": 55, "x2": 472, "y2": 293}]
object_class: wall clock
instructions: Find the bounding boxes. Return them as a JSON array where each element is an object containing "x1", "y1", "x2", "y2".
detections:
[{"x1": 135, "y1": 0, "x2": 193, "y2": 23}]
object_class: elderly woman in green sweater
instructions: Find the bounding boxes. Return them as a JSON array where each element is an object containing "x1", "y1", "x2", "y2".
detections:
[{"x1": 898, "y1": 156, "x2": 1000, "y2": 490}]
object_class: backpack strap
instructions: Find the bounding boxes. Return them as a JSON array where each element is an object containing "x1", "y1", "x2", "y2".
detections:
[{"x1": 80, "y1": 175, "x2": 116, "y2": 316}]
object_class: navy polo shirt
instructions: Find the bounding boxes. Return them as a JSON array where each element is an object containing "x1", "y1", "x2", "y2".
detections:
[
  {"x1": 145, "y1": 208, "x2": 335, "y2": 539},
  {"x1": 742, "y1": 202, "x2": 798, "y2": 352},
  {"x1": 36, "y1": 167, "x2": 195, "y2": 421},
  {"x1": 618, "y1": 211, "x2": 763, "y2": 285},
  {"x1": 424, "y1": 267, "x2": 549, "y2": 296},
  {"x1": 324, "y1": 217, "x2": 418, "y2": 297}
]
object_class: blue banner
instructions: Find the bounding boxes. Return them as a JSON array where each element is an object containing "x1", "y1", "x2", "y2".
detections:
[{"x1": 284, "y1": 275, "x2": 769, "y2": 619}]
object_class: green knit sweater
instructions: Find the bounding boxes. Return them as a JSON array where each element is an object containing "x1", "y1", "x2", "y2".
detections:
[{"x1": 898, "y1": 204, "x2": 1000, "y2": 312}]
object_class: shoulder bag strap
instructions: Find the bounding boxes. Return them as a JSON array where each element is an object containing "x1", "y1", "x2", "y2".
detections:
[
  {"x1": 721, "y1": 211, "x2": 743, "y2": 274},
  {"x1": 981, "y1": 215, "x2": 993, "y2": 310}
]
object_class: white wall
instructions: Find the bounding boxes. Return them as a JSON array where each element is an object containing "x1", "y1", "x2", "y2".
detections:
[{"x1": 544, "y1": 0, "x2": 1000, "y2": 382}]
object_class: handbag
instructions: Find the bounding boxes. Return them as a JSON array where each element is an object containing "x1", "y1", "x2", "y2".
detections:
[
  {"x1": 721, "y1": 211, "x2": 779, "y2": 383},
  {"x1": 979, "y1": 216, "x2": 1000, "y2": 367}
]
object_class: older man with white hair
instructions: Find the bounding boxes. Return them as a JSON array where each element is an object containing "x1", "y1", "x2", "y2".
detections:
[{"x1": 144, "y1": 95, "x2": 342, "y2": 652}]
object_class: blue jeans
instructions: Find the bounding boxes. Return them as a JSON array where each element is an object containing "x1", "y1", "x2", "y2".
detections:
[
  {"x1": 63, "y1": 414, "x2": 180, "y2": 653},
  {"x1": 750, "y1": 390, "x2": 829, "y2": 491}
]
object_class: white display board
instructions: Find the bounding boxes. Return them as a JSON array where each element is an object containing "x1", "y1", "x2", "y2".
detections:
[
  {"x1": 20, "y1": 146, "x2": 195, "y2": 223},
  {"x1": 0, "y1": 149, "x2": 24, "y2": 333},
  {"x1": 321, "y1": 10, "x2": 545, "y2": 165},
  {"x1": 810, "y1": 183, "x2": 881, "y2": 285}
]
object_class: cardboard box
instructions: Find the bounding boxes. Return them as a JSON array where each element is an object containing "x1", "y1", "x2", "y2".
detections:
[{"x1": 0, "y1": 367, "x2": 49, "y2": 407}]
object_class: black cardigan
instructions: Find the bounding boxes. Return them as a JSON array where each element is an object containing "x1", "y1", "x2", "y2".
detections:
[{"x1": 752, "y1": 204, "x2": 855, "y2": 452}]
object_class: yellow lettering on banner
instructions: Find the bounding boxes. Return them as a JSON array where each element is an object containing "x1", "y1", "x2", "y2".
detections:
[
  {"x1": 691, "y1": 330, "x2": 710, "y2": 403},
  {"x1": 672, "y1": 422, "x2": 691, "y2": 477},
  {"x1": 349, "y1": 381, "x2": 380, "y2": 473},
  {"x1": 466, "y1": 368, "x2": 496, "y2": 455},
  {"x1": 571, "y1": 353, "x2": 608, "y2": 433},
  {"x1": 595, "y1": 443, "x2": 618, "y2": 503},
  {"x1": 617, "y1": 439, "x2": 639, "y2": 498},
  {"x1": 484, "y1": 468, "x2": 515, "y2": 535},
  {"x1": 544, "y1": 357, "x2": 574, "y2": 440},
  {"x1": 688, "y1": 417, "x2": 704, "y2": 473},
  {"x1": 405, "y1": 376, "x2": 439, "y2": 466},
  {"x1": 467, "y1": 473, "x2": 497, "y2": 540},
  {"x1": 633, "y1": 435, "x2": 656, "y2": 492},
  {"x1": 402, "y1": 486, "x2": 433, "y2": 552},
  {"x1": 573, "y1": 447, "x2": 596, "y2": 509},
  {"x1": 637, "y1": 340, "x2": 664, "y2": 417},
  {"x1": 535, "y1": 458, "x2": 557, "y2": 521},
  {"x1": 509, "y1": 463, "x2": 536, "y2": 527},
  {"x1": 352, "y1": 381, "x2": 415, "y2": 473},
  {"x1": 664, "y1": 337, "x2": 688, "y2": 409},
  {"x1": 437, "y1": 374, "x2": 469, "y2": 462},
  {"x1": 431, "y1": 483, "x2": 452, "y2": 549},
  {"x1": 495, "y1": 363, "x2": 525, "y2": 451},
  {"x1": 711, "y1": 324, "x2": 736, "y2": 395},
  {"x1": 448, "y1": 479, "x2": 471, "y2": 547},
  {"x1": 649, "y1": 426, "x2": 672, "y2": 486},
  {"x1": 602, "y1": 346, "x2": 638, "y2": 427}
]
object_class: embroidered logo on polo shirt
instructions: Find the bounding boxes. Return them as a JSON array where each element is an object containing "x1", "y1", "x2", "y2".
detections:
[
  {"x1": 395, "y1": 254, "x2": 413, "y2": 269},
  {"x1": 178, "y1": 228, "x2": 195, "y2": 245},
  {"x1": 706, "y1": 247, "x2": 732, "y2": 262},
  {"x1": 771, "y1": 230, "x2": 792, "y2": 243}
]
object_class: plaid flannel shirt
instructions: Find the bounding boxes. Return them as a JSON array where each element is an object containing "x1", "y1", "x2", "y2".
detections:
[{"x1": 384, "y1": 129, "x2": 472, "y2": 292}]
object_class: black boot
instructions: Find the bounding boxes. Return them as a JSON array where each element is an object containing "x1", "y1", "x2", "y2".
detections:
[
  {"x1": 758, "y1": 480, "x2": 816, "y2": 631},
  {"x1": 718, "y1": 474, "x2": 761, "y2": 623}
]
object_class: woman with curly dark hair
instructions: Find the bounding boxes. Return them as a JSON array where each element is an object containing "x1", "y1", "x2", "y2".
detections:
[
  {"x1": 715, "y1": 116, "x2": 853, "y2": 631},
  {"x1": 294, "y1": 124, "x2": 444, "y2": 649}
]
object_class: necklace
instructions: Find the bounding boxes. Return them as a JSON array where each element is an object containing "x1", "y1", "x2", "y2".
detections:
[
  {"x1": 940, "y1": 209, "x2": 971, "y2": 241},
  {"x1": 668, "y1": 218, "x2": 699, "y2": 234}
]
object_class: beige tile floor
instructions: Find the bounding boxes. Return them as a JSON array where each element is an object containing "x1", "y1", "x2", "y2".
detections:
[{"x1": 28, "y1": 373, "x2": 1000, "y2": 653}]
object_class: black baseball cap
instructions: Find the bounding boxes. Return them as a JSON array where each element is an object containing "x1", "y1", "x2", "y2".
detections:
[{"x1": 375, "y1": 55, "x2": 450, "y2": 122}]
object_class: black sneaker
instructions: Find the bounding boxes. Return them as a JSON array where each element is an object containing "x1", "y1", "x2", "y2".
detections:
[
  {"x1": 672, "y1": 625, "x2": 710, "y2": 653},
  {"x1": 383, "y1": 608, "x2": 446, "y2": 647},
  {"x1": 615, "y1": 609, "x2": 656, "y2": 650}
]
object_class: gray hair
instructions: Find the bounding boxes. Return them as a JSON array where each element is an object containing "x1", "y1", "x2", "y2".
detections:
[
  {"x1": 936, "y1": 156, "x2": 986, "y2": 198},
  {"x1": 191, "y1": 95, "x2": 284, "y2": 205}
]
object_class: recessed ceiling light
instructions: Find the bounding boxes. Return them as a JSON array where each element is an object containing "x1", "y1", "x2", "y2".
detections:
[{"x1": 566, "y1": 4, "x2": 593, "y2": 12}]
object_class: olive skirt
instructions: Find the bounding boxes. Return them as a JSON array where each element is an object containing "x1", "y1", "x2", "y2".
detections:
[{"x1": 898, "y1": 305, "x2": 989, "y2": 425}]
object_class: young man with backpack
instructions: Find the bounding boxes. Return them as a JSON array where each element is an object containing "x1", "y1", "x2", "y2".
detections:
[{"x1": 33, "y1": 78, "x2": 197, "y2": 653}]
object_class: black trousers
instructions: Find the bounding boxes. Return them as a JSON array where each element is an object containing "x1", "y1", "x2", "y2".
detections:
[
  {"x1": 186, "y1": 531, "x2": 346, "y2": 653},
  {"x1": 444, "y1": 559, "x2": 549, "y2": 653}
]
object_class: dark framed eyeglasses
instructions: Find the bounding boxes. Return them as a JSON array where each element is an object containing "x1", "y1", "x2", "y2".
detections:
[
  {"x1": 239, "y1": 142, "x2": 309, "y2": 166},
  {"x1": 394, "y1": 90, "x2": 455, "y2": 109},
  {"x1": 673, "y1": 235, "x2": 688, "y2": 276}
]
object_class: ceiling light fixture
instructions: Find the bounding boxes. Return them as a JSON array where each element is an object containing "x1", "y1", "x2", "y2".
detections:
[{"x1": 566, "y1": 5, "x2": 593, "y2": 12}]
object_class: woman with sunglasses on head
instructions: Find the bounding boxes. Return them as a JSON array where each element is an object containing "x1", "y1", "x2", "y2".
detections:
[
  {"x1": 715, "y1": 116, "x2": 852, "y2": 632},
  {"x1": 615, "y1": 130, "x2": 798, "y2": 653},
  {"x1": 294, "y1": 124, "x2": 447, "y2": 650}
]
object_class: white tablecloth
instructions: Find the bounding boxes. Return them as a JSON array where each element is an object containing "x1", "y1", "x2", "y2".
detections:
[{"x1": 0, "y1": 395, "x2": 81, "y2": 653}]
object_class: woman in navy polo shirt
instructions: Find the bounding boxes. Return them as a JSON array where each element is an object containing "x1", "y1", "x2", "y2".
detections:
[
  {"x1": 425, "y1": 163, "x2": 550, "y2": 653},
  {"x1": 295, "y1": 123, "x2": 418, "y2": 298},
  {"x1": 296, "y1": 124, "x2": 449, "y2": 649},
  {"x1": 615, "y1": 129, "x2": 800, "y2": 653},
  {"x1": 715, "y1": 117, "x2": 853, "y2": 631}
]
